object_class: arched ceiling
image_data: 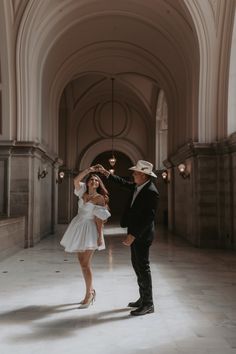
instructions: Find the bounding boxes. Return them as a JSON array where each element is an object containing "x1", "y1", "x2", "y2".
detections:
[{"x1": 15, "y1": 0, "x2": 199, "y2": 156}]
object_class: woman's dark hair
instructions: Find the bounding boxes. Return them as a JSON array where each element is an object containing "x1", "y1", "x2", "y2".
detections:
[{"x1": 85, "y1": 173, "x2": 109, "y2": 204}]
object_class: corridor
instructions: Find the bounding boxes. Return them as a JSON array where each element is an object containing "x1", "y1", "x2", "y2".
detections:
[{"x1": 0, "y1": 226, "x2": 236, "y2": 354}]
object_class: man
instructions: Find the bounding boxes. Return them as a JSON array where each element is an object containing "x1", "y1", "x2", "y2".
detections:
[{"x1": 97, "y1": 160, "x2": 159, "y2": 316}]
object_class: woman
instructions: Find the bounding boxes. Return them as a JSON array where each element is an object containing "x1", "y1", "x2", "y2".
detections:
[{"x1": 60, "y1": 166, "x2": 110, "y2": 308}]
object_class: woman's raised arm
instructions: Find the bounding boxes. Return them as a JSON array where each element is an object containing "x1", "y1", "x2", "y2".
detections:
[{"x1": 74, "y1": 166, "x2": 97, "y2": 189}]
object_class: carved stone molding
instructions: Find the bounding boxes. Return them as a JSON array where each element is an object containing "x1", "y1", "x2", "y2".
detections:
[
  {"x1": 167, "y1": 141, "x2": 196, "y2": 166},
  {"x1": 164, "y1": 134, "x2": 236, "y2": 167},
  {"x1": 0, "y1": 140, "x2": 60, "y2": 163}
]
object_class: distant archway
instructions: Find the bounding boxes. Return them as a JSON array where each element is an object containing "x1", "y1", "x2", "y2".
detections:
[{"x1": 92, "y1": 151, "x2": 133, "y2": 222}]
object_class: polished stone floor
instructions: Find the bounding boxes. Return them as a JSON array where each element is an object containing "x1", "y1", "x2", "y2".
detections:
[{"x1": 0, "y1": 225, "x2": 236, "y2": 354}]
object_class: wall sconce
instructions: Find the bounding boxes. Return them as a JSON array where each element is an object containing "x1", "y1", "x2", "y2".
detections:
[
  {"x1": 178, "y1": 163, "x2": 189, "y2": 179},
  {"x1": 109, "y1": 156, "x2": 116, "y2": 167},
  {"x1": 56, "y1": 171, "x2": 65, "y2": 184},
  {"x1": 161, "y1": 170, "x2": 169, "y2": 183},
  {"x1": 38, "y1": 167, "x2": 48, "y2": 180}
]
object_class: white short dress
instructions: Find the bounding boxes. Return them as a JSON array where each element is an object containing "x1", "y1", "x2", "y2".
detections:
[{"x1": 60, "y1": 183, "x2": 111, "y2": 252}]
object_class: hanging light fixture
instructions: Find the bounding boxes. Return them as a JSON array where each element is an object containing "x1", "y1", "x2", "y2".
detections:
[{"x1": 108, "y1": 77, "x2": 117, "y2": 168}]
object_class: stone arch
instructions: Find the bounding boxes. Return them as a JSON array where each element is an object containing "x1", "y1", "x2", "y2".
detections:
[
  {"x1": 15, "y1": 0, "x2": 199, "y2": 157},
  {"x1": 64, "y1": 71, "x2": 154, "y2": 169},
  {"x1": 79, "y1": 139, "x2": 142, "y2": 170},
  {"x1": 184, "y1": 0, "x2": 235, "y2": 141},
  {"x1": 0, "y1": 0, "x2": 16, "y2": 139},
  {"x1": 49, "y1": 43, "x2": 178, "y2": 155},
  {"x1": 183, "y1": 0, "x2": 212, "y2": 142},
  {"x1": 228, "y1": 7, "x2": 236, "y2": 135}
]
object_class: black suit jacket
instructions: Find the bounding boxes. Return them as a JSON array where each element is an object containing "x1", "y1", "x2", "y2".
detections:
[{"x1": 108, "y1": 174, "x2": 159, "y2": 243}]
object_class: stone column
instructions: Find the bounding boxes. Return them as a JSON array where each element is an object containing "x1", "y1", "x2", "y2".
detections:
[
  {"x1": 166, "y1": 138, "x2": 236, "y2": 249},
  {"x1": 0, "y1": 141, "x2": 61, "y2": 248}
]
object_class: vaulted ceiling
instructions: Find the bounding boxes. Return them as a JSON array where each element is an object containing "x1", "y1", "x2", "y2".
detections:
[{"x1": 11, "y1": 0, "x2": 200, "y2": 159}]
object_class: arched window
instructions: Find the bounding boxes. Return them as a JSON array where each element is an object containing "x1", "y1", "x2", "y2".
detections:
[{"x1": 155, "y1": 90, "x2": 168, "y2": 169}]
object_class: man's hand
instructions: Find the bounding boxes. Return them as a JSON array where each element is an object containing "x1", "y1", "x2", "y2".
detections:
[
  {"x1": 88, "y1": 165, "x2": 97, "y2": 173},
  {"x1": 122, "y1": 234, "x2": 135, "y2": 246}
]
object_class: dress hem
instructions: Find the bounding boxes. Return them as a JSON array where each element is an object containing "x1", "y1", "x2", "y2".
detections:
[{"x1": 61, "y1": 246, "x2": 105, "y2": 253}]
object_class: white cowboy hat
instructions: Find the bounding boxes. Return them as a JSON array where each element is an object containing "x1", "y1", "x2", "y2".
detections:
[{"x1": 129, "y1": 160, "x2": 157, "y2": 178}]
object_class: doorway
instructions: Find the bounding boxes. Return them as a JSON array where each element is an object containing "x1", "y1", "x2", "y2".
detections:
[{"x1": 92, "y1": 151, "x2": 133, "y2": 223}]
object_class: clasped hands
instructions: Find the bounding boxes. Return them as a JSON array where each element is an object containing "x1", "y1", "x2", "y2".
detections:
[
  {"x1": 92, "y1": 164, "x2": 109, "y2": 176},
  {"x1": 86, "y1": 164, "x2": 108, "y2": 175}
]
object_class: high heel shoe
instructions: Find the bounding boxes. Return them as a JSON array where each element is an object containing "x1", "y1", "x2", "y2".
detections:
[{"x1": 78, "y1": 290, "x2": 96, "y2": 309}]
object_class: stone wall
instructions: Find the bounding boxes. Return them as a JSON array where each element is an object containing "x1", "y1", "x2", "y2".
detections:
[
  {"x1": 0, "y1": 216, "x2": 25, "y2": 260},
  {"x1": 0, "y1": 141, "x2": 61, "y2": 249},
  {"x1": 165, "y1": 134, "x2": 236, "y2": 249}
]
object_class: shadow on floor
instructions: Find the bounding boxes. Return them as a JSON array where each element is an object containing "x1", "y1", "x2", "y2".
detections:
[{"x1": 1, "y1": 304, "x2": 133, "y2": 342}]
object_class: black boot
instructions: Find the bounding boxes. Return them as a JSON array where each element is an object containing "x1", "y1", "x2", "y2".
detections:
[
  {"x1": 130, "y1": 304, "x2": 154, "y2": 316},
  {"x1": 127, "y1": 298, "x2": 142, "y2": 308}
]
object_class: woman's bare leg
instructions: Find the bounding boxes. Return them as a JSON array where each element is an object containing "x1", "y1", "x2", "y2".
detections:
[
  {"x1": 78, "y1": 250, "x2": 95, "y2": 303},
  {"x1": 95, "y1": 217, "x2": 104, "y2": 247}
]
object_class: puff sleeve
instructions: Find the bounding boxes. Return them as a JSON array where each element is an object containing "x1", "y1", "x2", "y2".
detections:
[
  {"x1": 93, "y1": 205, "x2": 111, "y2": 221},
  {"x1": 74, "y1": 182, "x2": 86, "y2": 198}
]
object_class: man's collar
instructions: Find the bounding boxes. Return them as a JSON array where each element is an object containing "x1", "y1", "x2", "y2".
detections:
[{"x1": 136, "y1": 180, "x2": 150, "y2": 190}]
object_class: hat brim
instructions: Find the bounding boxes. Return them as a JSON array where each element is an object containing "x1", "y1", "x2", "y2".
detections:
[{"x1": 129, "y1": 166, "x2": 157, "y2": 178}]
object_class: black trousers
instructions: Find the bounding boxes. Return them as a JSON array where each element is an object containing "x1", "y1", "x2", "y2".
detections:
[{"x1": 130, "y1": 240, "x2": 153, "y2": 306}]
